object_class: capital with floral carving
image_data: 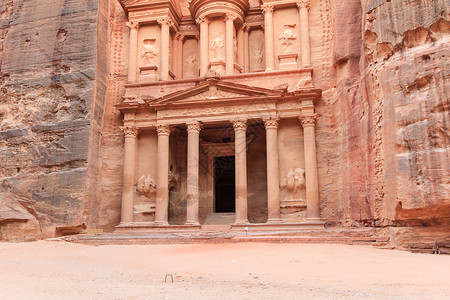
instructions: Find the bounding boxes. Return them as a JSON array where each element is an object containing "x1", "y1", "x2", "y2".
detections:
[
  {"x1": 195, "y1": 16, "x2": 210, "y2": 25},
  {"x1": 261, "y1": 4, "x2": 274, "y2": 14},
  {"x1": 263, "y1": 117, "x2": 279, "y2": 130},
  {"x1": 225, "y1": 13, "x2": 237, "y2": 22},
  {"x1": 126, "y1": 21, "x2": 139, "y2": 30},
  {"x1": 175, "y1": 32, "x2": 185, "y2": 41},
  {"x1": 121, "y1": 125, "x2": 138, "y2": 138},
  {"x1": 233, "y1": 119, "x2": 247, "y2": 131},
  {"x1": 157, "y1": 17, "x2": 172, "y2": 27},
  {"x1": 296, "y1": 0, "x2": 311, "y2": 10},
  {"x1": 156, "y1": 124, "x2": 171, "y2": 136},
  {"x1": 299, "y1": 114, "x2": 317, "y2": 127},
  {"x1": 243, "y1": 23, "x2": 250, "y2": 32},
  {"x1": 186, "y1": 122, "x2": 202, "y2": 134}
]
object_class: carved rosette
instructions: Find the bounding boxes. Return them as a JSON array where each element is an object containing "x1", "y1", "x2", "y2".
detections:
[
  {"x1": 156, "y1": 124, "x2": 171, "y2": 136},
  {"x1": 121, "y1": 126, "x2": 138, "y2": 138},
  {"x1": 187, "y1": 122, "x2": 202, "y2": 134},
  {"x1": 263, "y1": 117, "x2": 279, "y2": 130},
  {"x1": 299, "y1": 114, "x2": 317, "y2": 127},
  {"x1": 261, "y1": 4, "x2": 274, "y2": 14},
  {"x1": 296, "y1": 0, "x2": 311, "y2": 10},
  {"x1": 233, "y1": 119, "x2": 247, "y2": 131}
]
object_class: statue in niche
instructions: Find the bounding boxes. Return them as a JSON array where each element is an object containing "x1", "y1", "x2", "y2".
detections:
[
  {"x1": 252, "y1": 43, "x2": 264, "y2": 66},
  {"x1": 136, "y1": 175, "x2": 156, "y2": 198},
  {"x1": 286, "y1": 168, "x2": 306, "y2": 193},
  {"x1": 140, "y1": 38, "x2": 158, "y2": 65},
  {"x1": 278, "y1": 24, "x2": 297, "y2": 53},
  {"x1": 211, "y1": 36, "x2": 224, "y2": 61},
  {"x1": 184, "y1": 55, "x2": 198, "y2": 77},
  {"x1": 233, "y1": 35, "x2": 238, "y2": 62}
]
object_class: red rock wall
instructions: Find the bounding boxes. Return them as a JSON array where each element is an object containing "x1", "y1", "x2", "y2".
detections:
[{"x1": 321, "y1": 0, "x2": 450, "y2": 226}]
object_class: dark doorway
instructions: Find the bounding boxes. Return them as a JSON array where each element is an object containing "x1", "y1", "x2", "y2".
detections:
[{"x1": 214, "y1": 156, "x2": 235, "y2": 212}]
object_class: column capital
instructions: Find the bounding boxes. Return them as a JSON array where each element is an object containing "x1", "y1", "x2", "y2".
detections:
[
  {"x1": 296, "y1": 0, "x2": 311, "y2": 10},
  {"x1": 121, "y1": 125, "x2": 138, "y2": 138},
  {"x1": 243, "y1": 23, "x2": 250, "y2": 32},
  {"x1": 263, "y1": 117, "x2": 279, "y2": 130},
  {"x1": 225, "y1": 13, "x2": 237, "y2": 22},
  {"x1": 156, "y1": 124, "x2": 171, "y2": 136},
  {"x1": 126, "y1": 21, "x2": 139, "y2": 30},
  {"x1": 196, "y1": 16, "x2": 210, "y2": 25},
  {"x1": 233, "y1": 119, "x2": 247, "y2": 131},
  {"x1": 261, "y1": 4, "x2": 274, "y2": 14},
  {"x1": 186, "y1": 122, "x2": 202, "y2": 134},
  {"x1": 175, "y1": 32, "x2": 184, "y2": 41},
  {"x1": 299, "y1": 114, "x2": 317, "y2": 127},
  {"x1": 157, "y1": 17, "x2": 172, "y2": 27}
]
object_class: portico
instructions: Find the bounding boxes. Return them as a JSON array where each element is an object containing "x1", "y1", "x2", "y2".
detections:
[{"x1": 116, "y1": 74, "x2": 324, "y2": 232}]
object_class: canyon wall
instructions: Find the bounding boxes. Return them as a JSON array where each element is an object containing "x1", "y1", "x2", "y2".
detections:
[{"x1": 0, "y1": 0, "x2": 110, "y2": 240}]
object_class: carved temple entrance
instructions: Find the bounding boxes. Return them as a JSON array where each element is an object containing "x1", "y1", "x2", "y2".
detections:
[{"x1": 116, "y1": 77, "x2": 325, "y2": 232}]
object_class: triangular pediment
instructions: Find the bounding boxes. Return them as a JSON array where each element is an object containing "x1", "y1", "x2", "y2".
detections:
[{"x1": 146, "y1": 79, "x2": 285, "y2": 108}]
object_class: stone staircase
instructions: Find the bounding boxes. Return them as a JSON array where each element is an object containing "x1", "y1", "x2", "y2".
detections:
[{"x1": 200, "y1": 213, "x2": 234, "y2": 232}]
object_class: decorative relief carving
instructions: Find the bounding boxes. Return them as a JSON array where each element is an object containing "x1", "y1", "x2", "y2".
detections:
[
  {"x1": 140, "y1": 39, "x2": 158, "y2": 65},
  {"x1": 278, "y1": 24, "x2": 297, "y2": 53},
  {"x1": 263, "y1": 117, "x2": 279, "y2": 130},
  {"x1": 296, "y1": 0, "x2": 311, "y2": 10},
  {"x1": 136, "y1": 175, "x2": 156, "y2": 198},
  {"x1": 195, "y1": 16, "x2": 210, "y2": 25},
  {"x1": 130, "y1": 9, "x2": 168, "y2": 18},
  {"x1": 157, "y1": 17, "x2": 173, "y2": 27},
  {"x1": 296, "y1": 74, "x2": 313, "y2": 89},
  {"x1": 187, "y1": 122, "x2": 202, "y2": 134},
  {"x1": 261, "y1": 4, "x2": 274, "y2": 14},
  {"x1": 156, "y1": 124, "x2": 171, "y2": 136},
  {"x1": 211, "y1": 36, "x2": 225, "y2": 61},
  {"x1": 251, "y1": 43, "x2": 264, "y2": 66},
  {"x1": 233, "y1": 119, "x2": 247, "y2": 131},
  {"x1": 121, "y1": 126, "x2": 138, "y2": 138},
  {"x1": 126, "y1": 21, "x2": 139, "y2": 29},
  {"x1": 226, "y1": 13, "x2": 237, "y2": 21},
  {"x1": 299, "y1": 114, "x2": 317, "y2": 127},
  {"x1": 184, "y1": 55, "x2": 198, "y2": 77},
  {"x1": 286, "y1": 168, "x2": 306, "y2": 193}
]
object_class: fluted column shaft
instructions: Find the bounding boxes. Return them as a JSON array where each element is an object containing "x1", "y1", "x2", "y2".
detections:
[
  {"x1": 155, "y1": 125, "x2": 171, "y2": 225},
  {"x1": 198, "y1": 17, "x2": 209, "y2": 76},
  {"x1": 158, "y1": 18, "x2": 171, "y2": 80},
  {"x1": 120, "y1": 126, "x2": 138, "y2": 223},
  {"x1": 264, "y1": 118, "x2": 281, "y2": 222},
  {"x1": 186, "y1": 122, "x2": 201, "y2": 225},
  {"x1": 262, "y1": 4, "x2": 275, "y2": 71},
  {"x1": 127, "y1": 22, "x2": 139, "y2": 82},
  {"x1": 233, "y1": 120, "x2": 249, "y2": 224},
  {"x1": 297, "y1": 1, "x2": 312, "y2": 67},
  {"x1": 225, "y1": 14, "x2": 235, "y2": 75},
  {"x1": 299, "y1": 114, "x2": 320, "y2": 220}
]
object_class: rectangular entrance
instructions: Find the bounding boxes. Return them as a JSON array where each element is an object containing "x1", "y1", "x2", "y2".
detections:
[{"x1": 214, "y1": 156, "x2": 236, "y2": 212}]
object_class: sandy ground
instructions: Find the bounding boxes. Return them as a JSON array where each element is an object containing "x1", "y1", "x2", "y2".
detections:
[{"x1": 0, "y1": 241, "x2": 449, "y2": 300}]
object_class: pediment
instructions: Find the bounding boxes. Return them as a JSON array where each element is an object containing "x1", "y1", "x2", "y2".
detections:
[{"x1": 146, "y1": 79, "x2": 285, "y2": 108}]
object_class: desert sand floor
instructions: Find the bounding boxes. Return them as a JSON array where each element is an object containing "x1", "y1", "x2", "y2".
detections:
[{"x1": 0, "y1": 241, "x2": 449, "y2": 300}]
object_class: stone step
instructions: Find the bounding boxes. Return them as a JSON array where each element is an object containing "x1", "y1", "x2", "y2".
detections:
[{"x1": 201, "y1": 224, "x2": 231, "y2": 232}]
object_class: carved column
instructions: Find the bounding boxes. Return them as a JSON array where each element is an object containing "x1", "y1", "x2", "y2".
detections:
[
  {"x1": 120, "y1": 125, "x2": 138, "y2": 223},
  {"x1": 299, "y1": 114, "x2": 321, "y2": 221},
  {"x1": 197, "y1": 17, "x2": 210, "y2": 76},
  {"x1": 176, "y1": 33, "x2": 184, "y2": 78},
  {"x1": 243, "y1": 24, "x2": 250, "y2": 73},
  {"x1": 233, "y1": 119, "x2": 249, "y2": 224},
  {"x1": 155, "y1": 124, "x2": 171, "y2": 225},
  {"x1": 263, "y1": 118, "x2": 281, "y2": 223},
  {"x1": 225, "y1": 14, "x2": 236, "y2": 75},
  {"x1": 237, "y1": 25, "x2": 244, "y2": 69},
  {"x1": 297, "y1": 0, "x2": 312, "y2": 67},
  {"x1": 262, "y1": 4, "x2": 275, "y2": 71},
  {"x1": 127, "y1": 21, "x2": 139, "y2": 82},
  {"x1": 172, "y1": 33, "x2": 179, "y2": 78},
  {"x1": 186, "y1": 122, "x2": 202, "y2": 225},
  {"x1": 158, "y1": 17, "x2": 171, "y2": 80}
]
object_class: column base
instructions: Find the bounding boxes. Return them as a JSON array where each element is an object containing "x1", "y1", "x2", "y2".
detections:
[
  {"x1": 153, "y1": 221, "x2": 169, "y2": 226},
  {"x1": 267, "y1": 218, "x2": 283, "y2": 223},
  {"x1": 305, "y1": 218, "x2": 325, "y2": 224},
  {"x1": 233, "y1": 220, "x2": 249, "y2": 225},
  {"x1": 185, "y1": 221, "x2": 200, "y2": 226}
]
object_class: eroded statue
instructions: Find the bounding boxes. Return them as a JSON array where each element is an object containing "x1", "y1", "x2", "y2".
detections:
[
  {"x1": 140, "y1": 39, "x2": 158, "y2": 65},
  {"x1": 211, "y1": 36, "x2": 224, "y2": 61},
  {"x1": 136, "y1": 175, "x2": 156, "y2": 198},
  {"x1": 278, "y1": 24, "x2": 297, "y2": 53},
  {"x1": 184, "y1": 55, "x2": 198, "y2": 77},
  {"x1": 286, "y1": 168, "x2": 305, "y2": 193}
]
